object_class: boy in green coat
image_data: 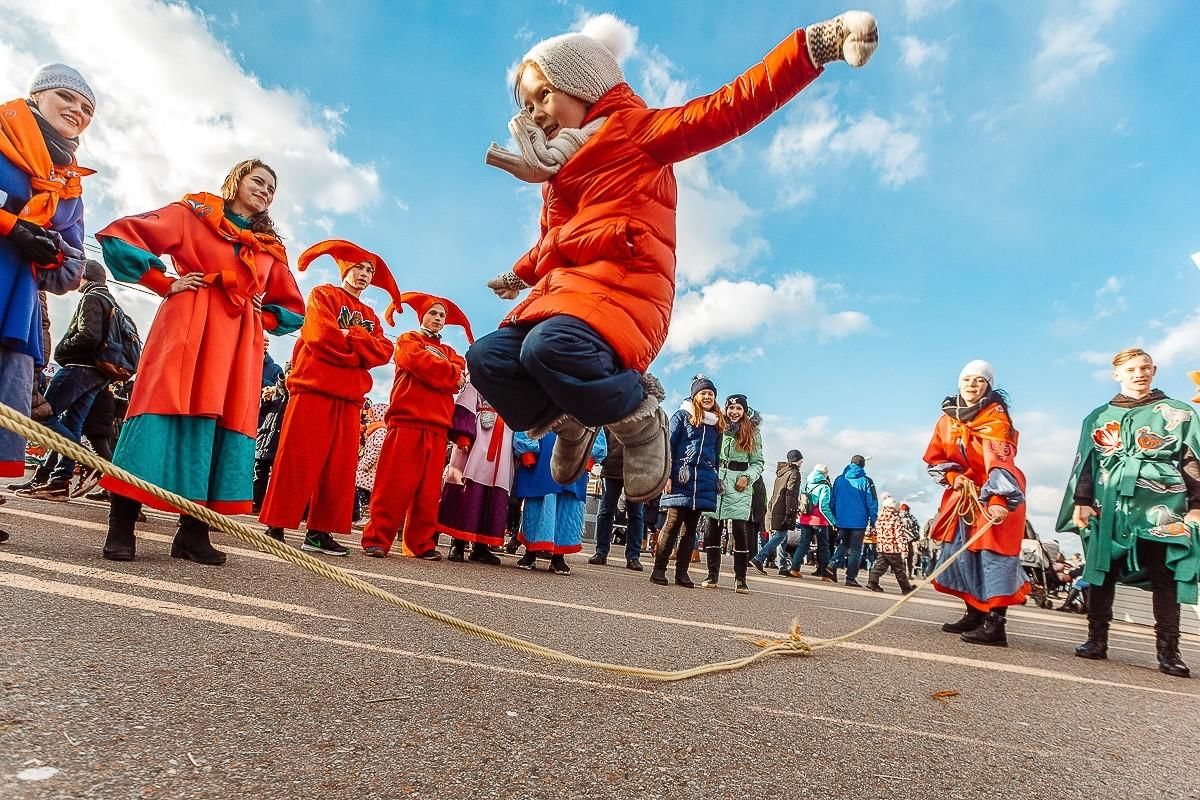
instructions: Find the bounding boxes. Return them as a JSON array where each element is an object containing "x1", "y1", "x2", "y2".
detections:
[{"x1": 1057, "y1": 348, "x2": 1200, "y2": 677}]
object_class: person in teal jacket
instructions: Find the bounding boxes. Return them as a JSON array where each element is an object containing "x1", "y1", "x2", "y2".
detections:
[{"x1": 702, "y1": 393, "x2": 764, "y2": 593}]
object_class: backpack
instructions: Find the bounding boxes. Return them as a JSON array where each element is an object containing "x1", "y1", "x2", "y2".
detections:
[
  {"x1": 797, "y1": 485, "x2": 813, "y2": 516},
  {"x1": 94, "y1": 295, "x2": 142, "y2": 381}
]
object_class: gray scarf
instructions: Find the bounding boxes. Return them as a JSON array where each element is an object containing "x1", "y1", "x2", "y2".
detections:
[{"x1": 485, "y1": 110, "x2": 605, "y2": 183}]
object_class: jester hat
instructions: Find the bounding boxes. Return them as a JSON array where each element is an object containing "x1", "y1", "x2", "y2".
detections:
[
  {"x1": 388, "y1": 292, "x2": 475, "y2": 343},
  {"x1": 297, "y1": 239, "x2": 403, "y2": 319}
]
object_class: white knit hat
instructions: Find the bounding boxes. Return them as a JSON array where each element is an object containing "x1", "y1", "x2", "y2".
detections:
[
  {"x1": 28, "y1": 63, "x2": 95, "y2": 108},
  {"x1": 958, "y1": 359, "x2": 995, "y2": 386},
  {"x1": 522, "y1": 33, "x2": 624, "y2": 104}
]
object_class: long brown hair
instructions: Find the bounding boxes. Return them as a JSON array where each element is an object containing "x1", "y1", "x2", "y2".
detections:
[
  {"x1": 733, "y1": 413, "x2": 757, "y2": 453},
  {"x1": 690, "y1": 395, "x2": 725, "y2": 432},
  {"x1": 220, "y1": 158, "x2": 280, "y2": 239}
]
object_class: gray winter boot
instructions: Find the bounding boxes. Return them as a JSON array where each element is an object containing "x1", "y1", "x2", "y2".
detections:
[
  {"x1": 531, "y1": 415, "x2": 600, "y2": 486},
  {"x1": 606, "y1": 374, "x2": 669, "y2": 503}
]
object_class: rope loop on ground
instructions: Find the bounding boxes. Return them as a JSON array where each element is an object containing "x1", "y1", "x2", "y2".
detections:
[{"x1": 0, "y1": 401, "x2": 991, "y2": 682}]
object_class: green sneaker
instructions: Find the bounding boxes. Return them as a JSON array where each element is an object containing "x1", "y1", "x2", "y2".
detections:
[{"x1": 301, "y1": 531, "x2": 350, "y2": 557}]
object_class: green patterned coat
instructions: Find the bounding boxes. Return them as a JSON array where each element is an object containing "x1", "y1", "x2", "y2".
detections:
[{"x1": 1056, "y1": 395, "x2": 1200, "y2": 604}]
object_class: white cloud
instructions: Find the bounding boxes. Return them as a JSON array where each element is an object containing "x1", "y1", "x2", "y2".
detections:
[
  {"x1": 664, "y1": 273, "x2": 870, "y2": 354},
  {"x1": 898, "y1": 36, "x2": 948, "y2": 70},
  {"x1": 903, "y1": 0, "x2": 959, "y2": 21},
  {"x1": 1142, "y1": 313, "x2": 1200, "y2": 369},
  {"x1": 768, "y1": 98, "x2": 926, "y2": 189},
  {"x1": 0, "y1": 0, "x2": 381, "y2": 357},
  {"x1": 1092, "y1": 275, "x2": 1126, "y2": 318},
  {"x1": 673, "y1": 158, "x2": 768, "y2": 285},
  {"x1": 1032, "y1": 0, "x2": 1123, "y2": 100}
]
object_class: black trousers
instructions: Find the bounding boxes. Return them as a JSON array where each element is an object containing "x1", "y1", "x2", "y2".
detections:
[
  {"x1": 867, "y1": 552, "x2": 913, "y2": 591},
  {"x1": 1088, "y1": 539, "x2": 1181, "y2": 636},
  {"x1": 704, "y1": 517, "x2": 751, "y2": 580}
]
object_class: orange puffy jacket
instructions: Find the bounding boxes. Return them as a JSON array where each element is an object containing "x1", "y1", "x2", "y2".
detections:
[{"x1": 504, "y1": 28, "x2": 822, "y2": 372}]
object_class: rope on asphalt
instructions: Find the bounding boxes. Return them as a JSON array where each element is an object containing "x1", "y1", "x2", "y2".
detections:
[{"x1": 0, "y1": 401, "x2": 995, "y2": 682}]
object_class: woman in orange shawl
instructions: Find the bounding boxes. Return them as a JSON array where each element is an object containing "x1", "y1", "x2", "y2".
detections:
[
  {"x1": 0, "y1": 65, "x2": 95, "y2": 506},
  {"x1": 923, "y1": 360, "x2": 1030, "y2": 647},
  {"x1": 97, "y1": 159, "x2": 304, "y2": 565}
]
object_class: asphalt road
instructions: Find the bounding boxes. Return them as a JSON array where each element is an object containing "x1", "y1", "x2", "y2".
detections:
[{"x1": 1, "y1": 492, "x2": 1197, "y2": 800}]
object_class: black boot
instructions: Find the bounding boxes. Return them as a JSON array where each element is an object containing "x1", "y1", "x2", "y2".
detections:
[
  {"x1": 102, "y1": 495, "x2": 141, "y2": 561},
  {"x1": 701, "y1": 548, "x2": 721, "y2": 588},
  {"x1": 674, "y1": 532, "x2": 695, "y2": 588},
  {"x1": 961, "y1": 609, "x2": 1007, "y2": 647},
  {"x1": 447, "y1": 539, "x2": 467, "y2": 562},
  {"x1": 651, "y1": 526, "x2": 677, "y2": 586},
  {"x1": 170, "y1": 515, "x2": 227, "y2": 565},
  {"x1": 1153, "y1": 598, "x2": 1190, "y2": 677},
  {"x1": 468, "y1": 543, "x2": 502, "y2": 565},
  {"x1": 733, "y1": 550, "x2": 749, "y2": 594},
  {"x1": 1056, "y1": 587, "x2": 1080, "y2": 612},
  {"x1": 0, "y1": 529, "x2": 8, "y2": 543},
  {"x1": 265, "y1": 526, "x2": 286, "y2": 542},
  {"x1": 1074, "y1": 620, "x2": 1109, "y2": 660},
  {"x1": 1156, "y1": 633, "x2": 1191, "y2": 678},
  {"x1": 941, "y1": 604, "x2": 985, "y2": 634}
]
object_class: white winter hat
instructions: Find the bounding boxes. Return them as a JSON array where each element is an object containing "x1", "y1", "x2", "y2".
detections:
[
  {"x1": 812, "y1": 464, "x2": 828, "y2": 475},
  {"x1": 958, "y1": 359, "x2": 995, "y2": 386},
  {"x1": 522, "y1": 33, "x2": 624, "y2": 104},
  {"x1": 28, "y1": 63, "x2": 95, "y2": 108},
  {"x1": 882, "y1": 495, "x2": 898, "y2": 510}
]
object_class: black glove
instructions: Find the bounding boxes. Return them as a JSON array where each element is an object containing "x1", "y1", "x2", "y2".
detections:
[{"x1": 7, "y1": 219, "x2": 61, "y2": 265}]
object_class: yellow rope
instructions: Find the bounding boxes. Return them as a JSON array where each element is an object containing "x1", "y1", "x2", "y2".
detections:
[{"x1": 0, "y1": 401, "x2": 998, "y2": 682}]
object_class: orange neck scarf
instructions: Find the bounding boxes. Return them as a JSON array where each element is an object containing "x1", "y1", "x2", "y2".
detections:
[
  {"x1": 177, "y1": 192, "x2": 288, "y2": 305},
  {"x1": 0, "y1": 99, "x2": 94, "y2": 235}
]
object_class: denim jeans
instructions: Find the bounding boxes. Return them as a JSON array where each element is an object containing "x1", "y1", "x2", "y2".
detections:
[
  {"x1": 791, "y1": 524, "x2": 831, "y2": 573},
  {"x1": 594, "y1": 477, "x2": 643, "y2": 560},
  {"x1": 828, "y1": 527, "x2": 867, "y2": 582},
  {"x1": 34, "y1": 366, "x2": 108, "y2": 484},
  {"x1": 752, "y1": 530, "x2": 789, "y2": 567}
]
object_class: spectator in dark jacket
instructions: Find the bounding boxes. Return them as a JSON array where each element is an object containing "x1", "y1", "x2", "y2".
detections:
[
  {"x1": 827, "y1": 454, "x2": 879, "y2": 587},
  {"x1": 589, "y1": 434, "x2": 645, "y2": 571},
  {"x1": 253, "y1": 367, "x2": 290, "y2": 511},
  {"x1": 749, "y1": 449, "x2": 803, "y2": 576},
  {"x1": 16, "y1": 261, "x2": 120, "y2": 499}
]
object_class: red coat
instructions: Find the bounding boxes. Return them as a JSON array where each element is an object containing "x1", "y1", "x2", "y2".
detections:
[
  {"x1": 385, "y1": 331, "x2": 465, "y2": 430},
  {"x1": 287, "y1": 284, "x2": 393, "y2": 402},
  {"x1": 506, "y1": 28, "x2": 822, "y2": 372}
]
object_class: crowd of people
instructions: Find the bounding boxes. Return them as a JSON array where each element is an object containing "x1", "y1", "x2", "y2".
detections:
[{"x1": 0, "y1": 11, "x2": 1195, "y2": 681}]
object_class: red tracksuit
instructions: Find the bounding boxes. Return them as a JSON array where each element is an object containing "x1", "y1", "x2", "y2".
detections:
[
  {"x1": 361, "y1": 330, "x2": 464, "y2": 556},
  {"x1": 259, "y1": 285, "x2": 393, "y2": 534}
]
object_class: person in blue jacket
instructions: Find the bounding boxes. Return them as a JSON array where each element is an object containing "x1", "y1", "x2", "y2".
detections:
[
  {"x1": 511, "y1": 429, "x2": 607, "y2": 575},
  {"x1": 828, "y1": 454, "x2": 879, "y2": 587},
  {"x1": 649, "y1": 375, "x2": 722, "y2": 588}
]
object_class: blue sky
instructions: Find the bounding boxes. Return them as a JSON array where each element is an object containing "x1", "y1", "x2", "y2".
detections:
[{"x1": 2, "y1": 0, "x2": 1198, "y2": 545}]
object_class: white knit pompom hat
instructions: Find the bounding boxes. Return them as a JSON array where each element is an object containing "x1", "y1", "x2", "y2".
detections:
[
  {"x1": 522, "y1": 32, "x2": 625, "y2": 104},
  {"x1": 28, "y1": 63, "x2": 95, "y2": 108},
  {"x1": 958, "y1": 359, "x2": 995, "y2": 386}
]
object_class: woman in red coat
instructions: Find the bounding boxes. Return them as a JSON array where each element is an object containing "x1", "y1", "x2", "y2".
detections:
[
  {"x1": 98, "y1": 159, "x2": 305, "y2": 565},
  {"x1": 469, "y1": 12, "x2": 878, "y2": 506}
]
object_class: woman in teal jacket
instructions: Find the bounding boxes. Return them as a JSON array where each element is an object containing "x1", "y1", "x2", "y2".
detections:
[{"x1": 702, "y1": 393, "x2": 764, "y2": 593}]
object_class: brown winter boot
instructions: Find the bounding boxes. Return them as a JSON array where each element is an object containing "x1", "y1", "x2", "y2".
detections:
[
  {"x1": 533, "y1": 415, "x2": 599, "y2": 486},
  {"x1": 605, "y1": 374, "x2": 669, "y2": 503}
]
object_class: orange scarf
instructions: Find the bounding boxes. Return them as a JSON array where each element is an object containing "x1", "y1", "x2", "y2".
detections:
[
  {"x1": 177, "y1": 192, "x2": 288, "y2": 307},
  {"x1": 0, "y1": 98, "x2": 94, "y2": 235}
]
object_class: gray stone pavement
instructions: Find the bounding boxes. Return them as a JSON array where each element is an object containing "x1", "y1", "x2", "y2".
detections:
[{"x1": 0, "y1": 494, "x2": 1197, "y2": 799}]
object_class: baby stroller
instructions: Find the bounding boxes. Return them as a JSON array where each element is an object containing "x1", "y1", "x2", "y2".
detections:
[{"x1": 1019, "y1": 523, "x2": 1060, "y2": 609}]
